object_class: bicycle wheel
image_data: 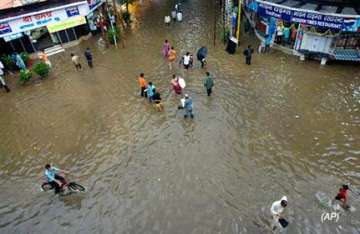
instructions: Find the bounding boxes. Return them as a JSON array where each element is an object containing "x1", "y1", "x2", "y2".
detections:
[
  {"x1": 68, "y1": 182, "x2": 86, "y2": 192},
  {"x1": 41, "y1": 182, "x2": 54, "y2": 191}
]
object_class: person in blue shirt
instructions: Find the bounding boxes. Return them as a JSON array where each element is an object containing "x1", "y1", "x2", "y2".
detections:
[
  {"x1": 44, "y1": 164, "x2": 68, "y2": 194},
  {"x1": 147, "y1": 82, "x2": 156, "y2": 102},
  {"x1": 184, "y1": 94, "x2": 194, "y2": 119}
]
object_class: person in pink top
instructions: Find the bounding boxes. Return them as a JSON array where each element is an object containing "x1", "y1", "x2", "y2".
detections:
[{"x1": 162, "y1": 39, "x2": 170, "y2": 58}]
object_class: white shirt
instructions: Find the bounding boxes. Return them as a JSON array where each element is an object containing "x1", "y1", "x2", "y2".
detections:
[
  {"x1": 183, "y1": 55, "x2": 191, "y2": 65},
  {"x1": 0, "y1": 76, "x2": 5, "y2": 85},
  {"x1": 0, "y1": 61, "x2": 4, "y2": 69},
  {"x1": 72, "y1": 55, "x2": 80, "y2": 65},
  {"x1": 271, "y1": 196, "x2": 287, "y2": 215}
]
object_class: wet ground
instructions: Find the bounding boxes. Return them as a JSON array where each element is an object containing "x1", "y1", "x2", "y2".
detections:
[{"x1": 0, "y1": 0, "x2": 360, "y2": 233}]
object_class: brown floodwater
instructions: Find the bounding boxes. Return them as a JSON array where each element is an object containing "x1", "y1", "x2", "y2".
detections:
[{"x1": 0, "y1": 0, "x2": 359, "y2": 233}]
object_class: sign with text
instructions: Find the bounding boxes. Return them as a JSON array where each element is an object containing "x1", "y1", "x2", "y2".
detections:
[
  {"x1": 257, "y1": 2, "x2": 291, "y2": 22},
  {"x1": 247, "y1": 0, "x2": 359, "y2": 31},
  {"x1": 0, "y1": 23, "x2": 12, "y2": 35},
  {"x1": 291, "y1": 11, "x2": 343, "y2": 29},
  {"x1": 0, "y1": 2, "x2": 89, "y2": 38},
  {"x1": 47, "y1": 16, "x2": 86, "y2": 33},
  {"x1": 66, "y1": 7, "x2": 80, "y2": 17},
  {"x1": 3, "y1": 33, "x2": 23, "y2": 42},
  {"x1": 88, "y1": 0, "x2": 103, "y2": 11}
]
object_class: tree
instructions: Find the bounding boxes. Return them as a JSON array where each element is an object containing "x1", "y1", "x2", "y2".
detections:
[
  {"x1": 117, "y1": 0, "x2": 134, "y2": 26},
  {"x1": 118, "y1": 0, "x2": 135, "y2": 13}
]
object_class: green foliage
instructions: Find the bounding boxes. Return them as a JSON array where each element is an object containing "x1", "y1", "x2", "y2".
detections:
[
  {"x1": 1, "y1": 55, "x2": 16, "y2": 70},
  {"x1": 117, "y1": 0, "x2": 133, "y2": 25},
  {"x1": 117, "y1": 0, "x2": 135, "y2": 6},
  {"x1": 20, "y1": 52, "x2": 29, "y2": 65},
  {"x1": 32, "y1": 62, "x2": 50, "y2": 78},
  {"x1": 19, "y1": 69, "x2": 32, "y2": 84},
  {"x1": 107, "y1": 27, "x2": 121, "y2": 44}
]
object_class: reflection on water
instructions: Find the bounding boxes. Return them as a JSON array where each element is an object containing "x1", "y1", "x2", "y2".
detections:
[{"x1": 0, "y1": 0, "x2": 359, "y2": 233}]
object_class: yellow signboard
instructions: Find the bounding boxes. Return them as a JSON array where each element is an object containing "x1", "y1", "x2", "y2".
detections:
[{"x1": 47, "y1": 16, "x2": 86, "y2": 33}]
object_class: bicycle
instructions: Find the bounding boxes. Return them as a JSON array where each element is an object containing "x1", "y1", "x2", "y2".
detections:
[{"x1": 41, "y1": 180, "x2": 86, "y2": 194}]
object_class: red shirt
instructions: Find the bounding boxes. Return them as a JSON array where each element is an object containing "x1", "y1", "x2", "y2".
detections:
[{"x1": 336, "y1": 188, "x2": 348, "y2": 201}]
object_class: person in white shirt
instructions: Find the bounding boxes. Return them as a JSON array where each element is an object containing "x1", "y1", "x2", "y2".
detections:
[
  {"x1": 276, "y1": 25, "x2": 284, "y2": 44},
  {"x1": 182, "y1": 52, "x2": 191, "y2": 70},
  {"x1": 270, "y1": 196, "x2": 288, "y2": 228},
  {"x1": 176, "y1": 11, "x2": 182, "y2": 22},
  {"x1": 0, "y1": 61, "x2": 10, "y2": 93},
  {"x1": 71, "y1": 53, "x2": 82, "y2": 71}
]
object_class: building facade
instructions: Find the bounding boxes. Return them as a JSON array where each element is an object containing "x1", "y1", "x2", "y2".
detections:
[
  {"x1": 243, "y1": 0, "x2": 360, "y2": 63},
  {"x1": 0, "y1": 0, "x2": 106, "y2": 55}
]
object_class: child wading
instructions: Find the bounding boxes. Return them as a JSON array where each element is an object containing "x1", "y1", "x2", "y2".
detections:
[
  {"x1": 152, "y1": 88, "x2": 163, "y2": 111},
  {"x1": 71, "y1": 53, "x2": 82, "y2": 70}
]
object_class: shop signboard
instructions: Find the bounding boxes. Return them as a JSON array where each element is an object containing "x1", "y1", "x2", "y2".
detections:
[
  {"x1": 247, "y1": 0, "x2": 360, "y2": 31},
  {"x1": 66, "y1": 7, "x2": 80, "y2": 17},
  {"x1": 88, "y1": 0, "x2": 103, "y2": 11},
  {"x1": 47, "y1": 16, "x2": 86, "y2": 33},
  {"x1": 0, "y1": 23, "x2": 12, "y2": 35},
  {"x1": 257, "y1": 2, "x2": 292, "y2": 22},
  {"x1": 0, "y1": 2, "x2": 89, "y2": 38},
  {"x1": 291, "y1": 11, "x2": 343, "y2": 29},
  {"x1": 0, "y1": 0, "x2": 47, "y2": 10},
  {"x1": 3, "y1": 33, "x2": 23, "y2": 42}
]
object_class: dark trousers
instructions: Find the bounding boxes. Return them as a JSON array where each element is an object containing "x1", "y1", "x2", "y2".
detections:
[
  {"x1": 201, "y1": 60, "x2": 205, "y2": 68},
  {"x1": 184, "y1": 109, "x2": 194, "y2": 118},
  {"x1": 75, "y1": 63, "x2": 82, "y2": 70},
  {"x1": 51, "y1": 174, "x2": 66, "y2": 194},
  {"x1": 87, "y1": 60, "x2": 93, "y2": 68},
  {"x1": 140, "y1": 87, "x2": 147, "y2": 97},
  {"x1": 264, "y1": 45, "x2": 270, "y2": 53},
  {"x1": 246, "y1": 56, "x2": 252, "y2": 65},
  {"x1": 207, "y1": 88, "x2": 212, "y2": 96},
  {"x1": 0, "y1": 84, "x2": 10, "y2": 92}
]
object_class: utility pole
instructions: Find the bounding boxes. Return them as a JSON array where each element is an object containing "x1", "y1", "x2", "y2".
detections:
[
  {"x1": 112, "y1": 0, "x2": 118, "y2": 20},
  {"x1": 222, "y1": 0, "x2": 225, "y2": 44},
  {"x1": 106, "y1": 3, "x2": 118, "y2": 47},
  {"x1": 213, "y1": 0, "x2": 217, "y2": 46},
  {"x1": 236, "y1": 0, "x2": 242, "y2": 46}
]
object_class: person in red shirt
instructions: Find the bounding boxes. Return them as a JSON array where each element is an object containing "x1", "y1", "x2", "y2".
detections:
[
  {"x1": 335, "y1": 184, "x2": 350, "y2": 209},
  {"x1": 170, "y1": 74, "x2": 182, "y2": 95}
]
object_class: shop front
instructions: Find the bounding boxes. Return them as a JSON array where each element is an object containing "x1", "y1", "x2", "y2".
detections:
[
  {"x1": 86, "y1": 0, "x2": 106, "y2": 35},
  {"x1": 0, "y1": 2, "x2": 90, "y2": 55},
  {"x1": 244, "y1": 0, "x2": 360, "y2": 62}
]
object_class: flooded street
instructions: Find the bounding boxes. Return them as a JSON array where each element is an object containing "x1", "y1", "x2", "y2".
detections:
[{"x1": 1, "y1": 0, "x2": 360, "y2": 233}]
